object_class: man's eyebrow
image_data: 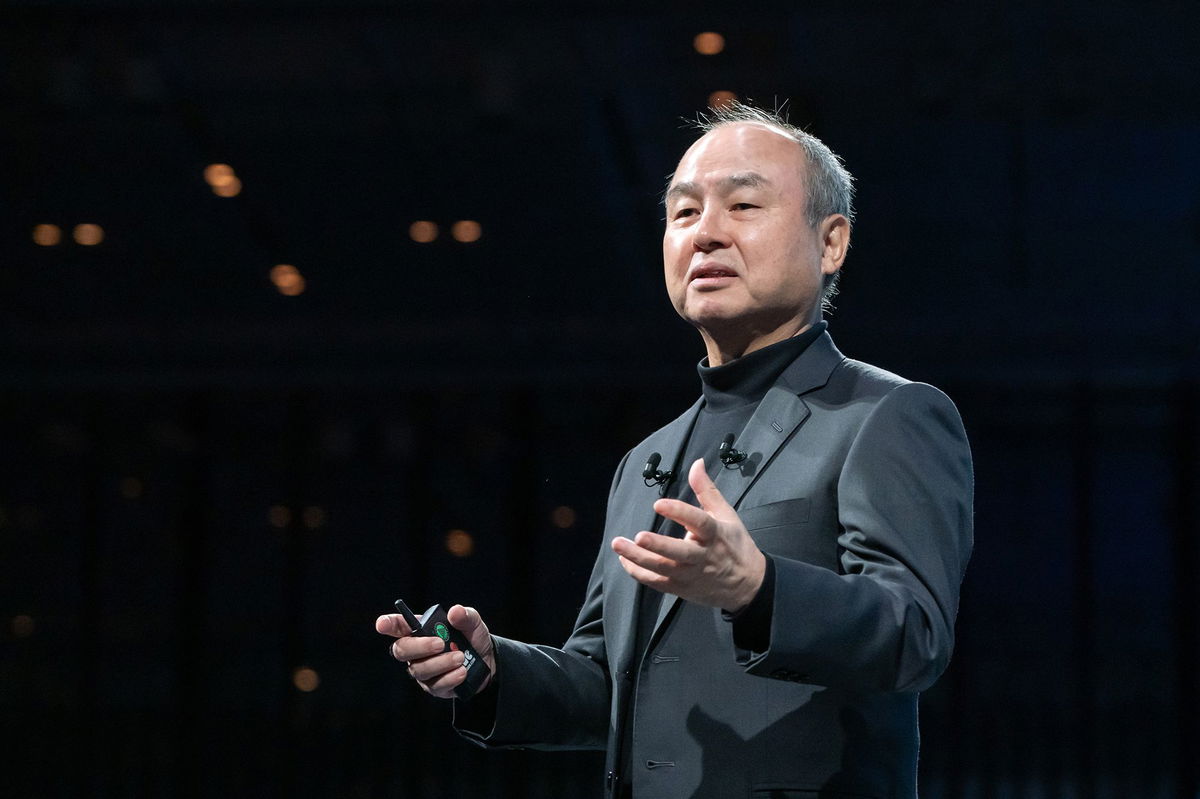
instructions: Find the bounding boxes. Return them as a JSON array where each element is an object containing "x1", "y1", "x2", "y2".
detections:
[{"x1": 663, "y1": 172, "x2": 772, "y2": 203}]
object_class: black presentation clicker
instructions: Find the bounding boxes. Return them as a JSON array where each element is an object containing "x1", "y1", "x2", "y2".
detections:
[{"x1": 394, "y1": 599, "x2": 491, "y2": 700}]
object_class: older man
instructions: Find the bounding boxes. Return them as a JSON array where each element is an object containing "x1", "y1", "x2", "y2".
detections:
[{"x1": 377, "y1": 103, "x2": 973, "y2": 799}]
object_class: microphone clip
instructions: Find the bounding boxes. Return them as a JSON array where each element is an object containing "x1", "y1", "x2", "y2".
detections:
[
  {"x1": 642, "y1": 452, "x2": 674, "y2": 488},
  {"x1": 719, "y1": 434, "x2": 748, "y2": 467}
]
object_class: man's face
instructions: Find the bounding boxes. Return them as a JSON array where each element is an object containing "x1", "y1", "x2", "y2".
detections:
[{"x1": 663, "y1": 123, "x2": 838, "y2": 359}]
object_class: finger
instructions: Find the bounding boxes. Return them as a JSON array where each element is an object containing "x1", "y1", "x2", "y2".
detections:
[
  {"x1": 376, "y1": 613, "x2": 415, "y2": 637},
  {"x1": 688, "y1": 458, "x2": 733, "y2": 518},
  {"x1": 631, "y1": 531, "x2": 702, "y2": 564},
  {"x1": 447, "y1": 605, "x2": 491, "y2": 651},
  {"x1": 391, "y1": 635, "x2": 446, "y2": 663},
  {"x1": 407, "y1": 649, "x2": 466, "y2": 683},
  {"x1": 612, "y1": 535, "x2": 684, "y2": 575},
  {"x1": 617, "y1": 554, "x2": 672, "y2": 592},
  {"x1": 447, "y1": 604, "x2": 481, "y2": 634},
  {"x1": 423, "y1": 664, "x2": 469, "y2": 699},
  {"x1": 652, "y1": 497, "x2": 719, "y2": 543}
]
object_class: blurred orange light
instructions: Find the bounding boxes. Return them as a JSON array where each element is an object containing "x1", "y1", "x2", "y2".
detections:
[
  {"x1": 119, "y1": 477, "x2": 144, "y2": 500},
  {"x1": 204, "y1": 163, "x2": 236, "y2": 186},
  {"x1": 445, "y1": 529, "x2": 475, "y2": 557},
  {"x1": 12, "y1": 615, "x2": 35, "y2": 638},
  {"x1": 269, "y1": 505, "x2": 292, "y2": 529},
  {"x1": 293, "y1": 666, "x2": 320, "y2": 692},
  {"x1": 32, "y1": 224, "x2": 62, "y2": 246},
  {"x1": 409, "y1": 221, "x2": 438, "y2": 243},
  {"x1": 270, "y1": 264, "x2": 306, "y2": 296},
  {"x1": 708, "y1": 90, "x2": 738, "y2": 110},
  {"x1": 212, "y1": 176, "x2": 242, "y2": 197},
  {"x1": 451, "y1": 220, "x2": 482, "y2": 243},
  {"x1": 74, "y1": 224, "x2": 105, "y2": 246},
  {"x1": 693, "y1": 32, "x2": 725, "y2": 55},
  {"x1": 551, "y1": 505, "x2": 577, "y2": 529},
  {"x1": 302, "y1": 506, "x2": 327, "y2": 530}
]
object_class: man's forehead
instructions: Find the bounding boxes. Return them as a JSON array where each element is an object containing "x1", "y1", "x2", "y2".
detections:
[{"x1": 668, "y1": 122, "x2": 805, "y2": 190}]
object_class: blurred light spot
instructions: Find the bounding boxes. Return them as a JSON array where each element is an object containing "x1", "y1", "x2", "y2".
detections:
[
  {"x1": 293, "y1": 666, "x2": 320, "y2": 692},
  {"x1": 204, "y1": 163, "x2": 236, "y2": 187},
  {"x1": 270, "y1": 264, "x2": 306, "y2": 296},
  {"x1": 32, "y1": 224, "x2": 62, "y2": 246},
  {"x1": 445, "y1": 529, "x2": 474, "y2": 557},
  {"x1": 451, "y1": 220, "x2": 482, "y2": 243},
  {"x1": 73, "y1": 224, "x2": 104, "y2": 246},
  {"x1": 12, "y1": 615, "x2": 35, "y2": 638},
  {"x1": 551, "y1": 505, "x2": 577, "y2": 529},
  {"x1": 409, "y1": 220, "x2": 438, "y2": 243},
  {"x1": 708, "y1": 90, "x2": 738, "y2": 110},
  {"x1": 269, "y1": 505, "x2": 292, "y2": 529},
  {"x1": 302, "y1": 506, "x2": 327, "y2": 530},
  {"x1": 119, "y1": 477, "x2": 144, "y2": 500},
  {"x1": 693, "y1": 32, "x2": 725, "y2": 55},
  {"x1": 212, "y1": 176, "x2": 243, "y2": 198}
]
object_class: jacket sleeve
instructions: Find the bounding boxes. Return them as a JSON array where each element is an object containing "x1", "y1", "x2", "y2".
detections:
[
  {"x1": 738, "y1": 381, "x2": 974, "y2": 693},
  {"x1": 453, "y1": 452, "x2": 632, "y2": 750}
]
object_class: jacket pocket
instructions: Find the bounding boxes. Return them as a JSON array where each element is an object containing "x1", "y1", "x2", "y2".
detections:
[
  {"x1": 741, "y1": 498, "x2": 837, "y2": 571},
  {"x1": 739, "y1": 497, "x2": 811, "y2": 529}
]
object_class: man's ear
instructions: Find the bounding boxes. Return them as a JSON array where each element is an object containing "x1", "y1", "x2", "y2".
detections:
[{"x1": 819, "y1": 214, "x2": 851, "y2": 276}]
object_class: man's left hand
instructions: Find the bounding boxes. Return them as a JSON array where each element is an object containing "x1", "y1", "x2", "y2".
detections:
[{"x1": 611, "y1": 458, "x2": 766, "y2": 612}]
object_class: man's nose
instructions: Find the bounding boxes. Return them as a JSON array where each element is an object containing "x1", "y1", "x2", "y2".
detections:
[{"x1": 693, "y1": 208, "x2": 731, "y2": 252}]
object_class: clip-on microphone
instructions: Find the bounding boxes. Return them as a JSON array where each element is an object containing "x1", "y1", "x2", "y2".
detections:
[
  {"x1": 718, "y1": 433, "x2": 748, "y2": 466},
  {"x1": 642, "y1": 452, "x2": 674, "y2": 488}
]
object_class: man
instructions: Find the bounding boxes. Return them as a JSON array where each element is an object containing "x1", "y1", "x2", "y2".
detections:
[{"x1": 376, "y1": 103, "x2": 973, "y2": 799}]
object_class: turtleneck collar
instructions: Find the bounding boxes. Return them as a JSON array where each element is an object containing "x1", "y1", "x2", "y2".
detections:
[{"x1": 697, "y1": 321, "x2": 827, "y2": 413}]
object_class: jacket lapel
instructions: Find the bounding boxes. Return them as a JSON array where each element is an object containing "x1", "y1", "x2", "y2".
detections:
[
  {"x1": 608, "y1": 398, "x2": 702, "y2": 674},
  {"x1": 649, "y1": 331, "x2": 845, "y2": 637}
]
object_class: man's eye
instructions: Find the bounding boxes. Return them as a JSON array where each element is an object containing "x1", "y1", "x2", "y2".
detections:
[
  {"x1": 674, "y1": 207, "x2": 699, "y2": 219},
  {"x1": 731, "y1": 203, "x2": 758, "y2": 211}
]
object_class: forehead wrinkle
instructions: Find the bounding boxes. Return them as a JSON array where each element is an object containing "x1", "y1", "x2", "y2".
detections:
[{"x1": 664, "y1": 171, "x2": 773, "y2": 204}]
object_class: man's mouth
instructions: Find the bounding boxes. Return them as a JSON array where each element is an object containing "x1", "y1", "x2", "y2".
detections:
[{"x1": 689, "y1": 265, "x2": 738, "y2": 283}]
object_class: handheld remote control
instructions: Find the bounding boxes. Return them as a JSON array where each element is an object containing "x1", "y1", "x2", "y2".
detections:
[{"x1": 394, "y1": 599, "x2": 491, "y2": 700}]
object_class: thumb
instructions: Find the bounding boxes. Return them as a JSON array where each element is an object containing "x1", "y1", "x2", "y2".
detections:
[
  {"x1": 448, "y1": 605, "x2": 490, "y2": 645},
  {"x1": 689, "y1": 458, "x2": 732, "y2": 518}
]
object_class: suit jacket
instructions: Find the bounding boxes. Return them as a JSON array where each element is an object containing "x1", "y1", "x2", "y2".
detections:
[{"x1": 455, "y1": 331, "x2": 974, "y2": 799}]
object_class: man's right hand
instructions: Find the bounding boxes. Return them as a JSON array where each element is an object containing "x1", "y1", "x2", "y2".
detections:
[{"x1": 375, "y1": 604, "x2": 496, "y2": 699}]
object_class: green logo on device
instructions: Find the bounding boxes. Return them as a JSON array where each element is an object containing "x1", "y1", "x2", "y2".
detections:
[{"x1": 434, "y1": 622, "x2": 450, "y2": 642}]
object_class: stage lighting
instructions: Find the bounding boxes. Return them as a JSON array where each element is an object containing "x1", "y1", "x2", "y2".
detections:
[
  {"x1": 445, "y1": 529, "x2": 475, "y2": 557},
  {"x1": 212, "y1": 176, "x2": 242, "y2": 197},
  {"x1": 708, "y1": 90, "x2": 737, "y2": 109},
  {"x1": 73, "y1": 223, "x2": 104, "y2": 246},
  {"x1": 694, "y1": 32, "x2": 725, "y2": 55},
  {"x1": 270, "y1": 264, "x2": 306, "y2": 296},
  {"x1": 551, "y1": 505, "x2": 577, "y2": 529},
  {"x1": 32, "y1": 224, "x2": 62, "y2": 246},
  {"x1": 451, "y1": 220, "x2": 482, "y2": 243},
  {"x1": 269, "y1": 505, "x2": 292, "y2": 529},
  {"x1": 293, "y1": 667, "x2": 320, "y2": 692},
  {"x1": 409, "y1": 220, "x2": 438, "y2": 243},
  {"x1": 204, "y1": 163, "x2": 236, "y2": 186}
]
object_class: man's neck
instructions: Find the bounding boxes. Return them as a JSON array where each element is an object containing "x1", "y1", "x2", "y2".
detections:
[{"x1": 702, "y1": 319, "x2": 818, "y2": 366}]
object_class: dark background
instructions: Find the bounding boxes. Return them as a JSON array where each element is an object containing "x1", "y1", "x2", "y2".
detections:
[{"x1": 2, "y1": 2, "x2": 1198, "y2": 797}]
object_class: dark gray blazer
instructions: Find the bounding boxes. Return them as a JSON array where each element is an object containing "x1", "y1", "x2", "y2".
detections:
[{"x1": 456, "y1": 331, "x2": 974, "y2": 799}]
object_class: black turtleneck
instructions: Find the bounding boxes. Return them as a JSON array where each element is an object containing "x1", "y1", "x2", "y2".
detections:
[
  {"x1": 616, "y1": 323, "x2": 825, "y2": 796},
  {"x1": 642, "y1": 321, "x2": 825, "y2": 652}
]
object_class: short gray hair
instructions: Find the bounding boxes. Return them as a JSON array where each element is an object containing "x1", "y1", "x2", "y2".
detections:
[{"x1": 685, "y1": 101, "x2": 856, "y2": 311}]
